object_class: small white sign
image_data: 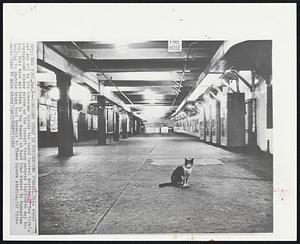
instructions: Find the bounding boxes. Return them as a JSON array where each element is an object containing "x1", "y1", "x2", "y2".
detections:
[{"x1": 168, "y1": 40, "x2": 182, "y2": 52}]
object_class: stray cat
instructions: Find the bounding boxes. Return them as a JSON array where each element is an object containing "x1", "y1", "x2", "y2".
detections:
[{"x1": 159, "y1": 158, "x2": 194, "y2": 188}]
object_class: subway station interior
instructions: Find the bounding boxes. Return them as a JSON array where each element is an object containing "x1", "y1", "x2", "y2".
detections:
[{"x1": 37, "y1": 40, "x2": 273, "y2": 234}]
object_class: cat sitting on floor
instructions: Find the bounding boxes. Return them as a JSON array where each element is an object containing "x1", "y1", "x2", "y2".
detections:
[{"x1": 159, "y1": 158, "x2": 194, "y2": 188}]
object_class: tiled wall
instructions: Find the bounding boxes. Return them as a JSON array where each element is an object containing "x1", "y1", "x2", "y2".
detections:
[
  {"x1": 174, "y1": 71, "x2": 273, "y2": 154},
  {"x1": 255, "y1": 81, "x2": 273, "y2": 153}
]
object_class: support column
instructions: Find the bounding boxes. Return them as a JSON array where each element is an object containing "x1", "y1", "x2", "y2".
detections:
[
  {"x1": 137, "y1": 119, "x2": 141, "y2": 134},
  {"x1": 203, "y1": 110, "x2": 207, "y2": 142},
  {"x1": 133, "y1": 118, "x2": 136, "y2": 135},
  {"x1": 248, "y1": 70, "x2": 257, "y2": 148},
  {"x1": 227, "y1": 93, "x2": 245, "y2": 147},
  {"x1": 131, "y1": 115, "x2": 135, "y2": 135},
  {"x1": 96, "y1": 76, "x2": 106, "y2": 145},
  {"x1": 216, "y1": 100, "x2": 221, "y2": 144},
  {"x1": 129, "y1": 114, "x2": 133, "y2": 136},
  {"x1": 57, "y1": 73, "x2": 73, "y2": 157},
  {"x1": 97, "y1": 95, "x2": 106, "y2": 145},
  {"x1": 113, "y1": 105, "x2": 119, "y2": 141},
  {"x1": 122, "y1": 117, "x2": 127, "y2": 139}
]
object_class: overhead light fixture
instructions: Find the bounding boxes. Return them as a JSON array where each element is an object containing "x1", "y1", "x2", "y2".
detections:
[
  {"x1": 175, "y1": 70, "x2": 191, "y2": 73},
  {"x1": 143, "y1": 89, "x2": 154, "y2": 98},
  {"x1": 143, "y1": 89, "x2": 164, "y2": 101}
]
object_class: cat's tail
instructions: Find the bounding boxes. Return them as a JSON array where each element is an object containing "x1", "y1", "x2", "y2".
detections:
[{"x1": 159, "y1": 182, "x2": 173, "y2": 188}]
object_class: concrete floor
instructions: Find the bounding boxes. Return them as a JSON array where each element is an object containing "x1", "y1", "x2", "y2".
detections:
[{"x1": 38, "y1": 134, "x2": 273, "y2": 234}]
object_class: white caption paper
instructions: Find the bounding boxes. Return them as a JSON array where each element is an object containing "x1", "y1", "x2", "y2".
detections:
[{"x1": 10, "y1": 42, "x2": 38, "y2": 234}]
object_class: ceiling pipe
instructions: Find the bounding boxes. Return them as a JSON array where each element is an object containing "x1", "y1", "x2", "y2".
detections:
[
  {"x1": 71, "y1": 41, "x2": 134, "y2": 105},
  {"x1": 172, "y1": 86, "x2": 181, "y2": 94},
  {"x1": 171, "y1": 41, "x2": 199, "y2": 107},
  {"x1": 170, "y1": 80, "x2": 183, "y2": 88},
  {"x1": 170, "y1": 68, "x2": 244, "y2": 119},
  {"x1": 227, "y1": 70, "x2": 253, "y2": 91},
  {"x1": 211, "y1": 84, "x2": 223, "y2": 94},
  {"x1": 220, "y1": 68, "x2": 253, "y2": 91},
  {"x1": 209, "y1": 91, "x2": 219, "y2": 100},
  {"x1": 219, "y1": 77, "x2": 237, "y2": 93}
]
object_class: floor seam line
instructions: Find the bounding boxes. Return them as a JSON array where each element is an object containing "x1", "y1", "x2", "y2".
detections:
[{"x1": 89, "y1": 141, "x2": 158, "y2": 234}]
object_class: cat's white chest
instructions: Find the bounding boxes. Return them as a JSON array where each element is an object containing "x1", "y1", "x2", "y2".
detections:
[{"x1": 183, "y1": 166, "x2": 192, "y2": 177}]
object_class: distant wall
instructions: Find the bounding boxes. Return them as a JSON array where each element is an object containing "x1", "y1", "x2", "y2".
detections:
[{"x1": 145, "y1": 119, "x2": 174, "y2": 133}]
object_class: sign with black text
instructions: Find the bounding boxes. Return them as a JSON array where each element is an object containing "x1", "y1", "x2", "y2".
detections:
[{"x1": 168, "y1": 40, "x2": 182, "y2": 52}]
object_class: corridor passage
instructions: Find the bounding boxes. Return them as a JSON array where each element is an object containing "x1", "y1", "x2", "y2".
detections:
[{"x1": 38, "y1": 134, "x2": 273, "y2": 234}]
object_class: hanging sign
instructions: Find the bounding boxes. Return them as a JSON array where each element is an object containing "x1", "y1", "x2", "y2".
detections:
[{"x1": 168, "y1": 40, "x2": 182, "y2": 52}]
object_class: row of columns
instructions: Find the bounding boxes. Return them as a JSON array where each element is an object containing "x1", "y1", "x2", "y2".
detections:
[{"x1": 56, "y1": 72, "x2": 142, "y2": 157}]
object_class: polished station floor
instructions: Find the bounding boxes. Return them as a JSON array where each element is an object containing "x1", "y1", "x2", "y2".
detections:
[{"x1": 38, "y1": 134, "x2": 273, "y2": 234}]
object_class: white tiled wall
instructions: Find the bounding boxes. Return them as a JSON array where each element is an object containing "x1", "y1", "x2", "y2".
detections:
[
  {"x1": 174, "y1": 71, "x2": 273, "y2": 154},
  {"x1": 255, "y1": 81, "x2": 273, "y2": 153}
]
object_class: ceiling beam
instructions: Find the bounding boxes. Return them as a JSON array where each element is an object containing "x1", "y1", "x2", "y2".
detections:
[
  {"x1": 52, "y1": 45, "x2": 214, "y2": 60},
  {"x1": 103, "y1": 80, "x2": 197, "y2": 87},
  {"x1": 68, "y1": 58, "x2": 210, "y2": 73},
  {"x1": 130, "y1": 104, "x2": 174, "y2": 107},
  {"x1": 85, "y1": 71, "x2": 200, "y2": 82},
  {"x1": 47, "y1": 41, "x2": 222, "y2": 50},
  {"x1": 37, "y1": 42, "x2": 132, "y2": 113},
  {"x1": 124, "y1": 94, "x2": 175, "y2": 99},
  {"x1": 91, "y1": 69, "x2": 202, "y2": 73},
  {"x1": 105, "y1": 86, "x2": 178, "y2": 91},
  {"x1": 117, "y1": 91, "x2": 177, "y2": 96},
  {"x1": 37, "y1": 72, "x2": 57, "y2": 83},
  {"x1": 131, "y1": 102, "x2": 173, "y2": 105}
]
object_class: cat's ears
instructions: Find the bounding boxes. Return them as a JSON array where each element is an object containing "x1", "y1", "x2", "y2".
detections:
[{"x1": 185, "y1": 158, "x2": 194, "y2": 162}]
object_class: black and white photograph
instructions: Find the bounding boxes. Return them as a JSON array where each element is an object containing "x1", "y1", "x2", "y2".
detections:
[
  {"x1": 37, "y1": 40, "x2": 273, "y2": 234},
  {"x1": 3, "y1": 3, "x2": 297, "y2": 241}
]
